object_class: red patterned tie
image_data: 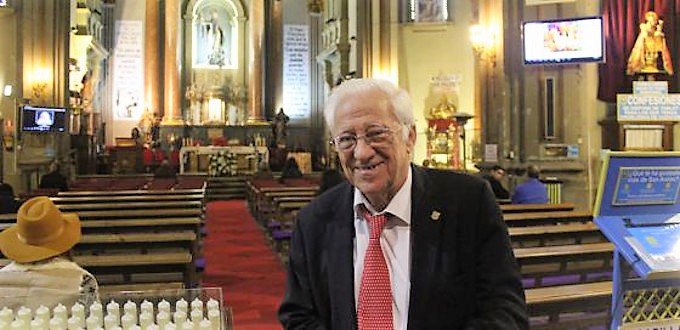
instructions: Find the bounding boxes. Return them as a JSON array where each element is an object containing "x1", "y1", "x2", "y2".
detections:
[{"x1": 357, "y1": 207, "x2": 393, "y2": 330}]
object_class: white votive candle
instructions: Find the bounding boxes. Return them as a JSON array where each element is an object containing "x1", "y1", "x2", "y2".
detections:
[
  {"x1": 29, "y1": 318, "x2": 45, "y2": 330},
  {"x1": 163, "y1": 322, "x2": 176, "y2": 330},
  {"x1": 145, "y1": 324, "x2": 159, "y2": 330},
  {"x1": 0, "y1": 307, "x2": 13, "y2": 323},
  {"x1": 190, "y1": 299, "x2": 203, "y2": 313},
  {"x1": 35, "y1": 305, "x2": 50, "y2": 323},
  {"x1": 49, "y1": 316, "x2": 66, "y2": 329},
  {"x1": 156, "y1": 312, "x2": 170, "y2": 329},
  {"x1": 106, "y1": 301, "x2": 120, "y2": 319},
  {"x1": 139, "y1": 312, "x2": 153, "y2": 329},
  {"x1": 67, "y1": 316, "x2": 82, "y2": 330},
  {"x1": 53, "y1": 304, "x2": 68, "y2": 321},
  {"x1": 11, "y1": 319, "x2": 26, "y2": 330},
  {"x1": 71, "y1": 303, "x2": 85, "y2": 323},
  {"x1": 121, "y1": 314, "x2": 135, "y2": 329},
  {"x1": 207, "y1": 309, "x2": 219, "y2": 322},
  {"x1": 157, "y1": 300, "x2": 170, "y2": 315},
  {"x1": 85, "y1": 315, "x2": 101, "y2": 330},
  {"x1": 140, "y1": 300, "x2": 154, "y2": 316},
  {"x1": 205, "y1": 299, "x2": 218, "y2": 312},
  {"x1": 198, "y1": 319, "x2": 211, "y2": 330},
  {"x1": 190, "y1": 310, "x2": 202, "y2": 323},
  {"x1": 90, "y1": 302, "x2": 103, "y2": 322},
  {"x1": 123, "y1": 301, "x2": 137, "y2": 325},
  {"x1": 16, "y1": 307, "x2": 32, "y2": 324},
  {"x1": 104, "y1": 314, "x2": 119, "y2": 329},
  {"x1": 181, "y1": 321, "x2": 193, "y2": 330},
  {"x1": 175, "y1": 299, "x2": 187, "y2": 314},
  {"x1": 172, "y1": 311, "x2": 186, "y2": 326}
]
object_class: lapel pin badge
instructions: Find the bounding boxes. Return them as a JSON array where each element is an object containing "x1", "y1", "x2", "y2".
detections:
[{"x1": 430, "y1": 210, "x2": 441, "y2": 221}]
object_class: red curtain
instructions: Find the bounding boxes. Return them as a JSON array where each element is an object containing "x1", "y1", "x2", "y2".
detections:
[{"x1": 598, "y1": 0, "x2": 679, "y2": 102}]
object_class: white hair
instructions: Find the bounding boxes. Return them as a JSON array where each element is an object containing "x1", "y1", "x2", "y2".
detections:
[{"x1": 324, "y1": 78, "x2": 414, "y2": 141}]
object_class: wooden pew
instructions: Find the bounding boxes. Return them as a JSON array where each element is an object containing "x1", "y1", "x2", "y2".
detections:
[
  {"x1": 525, "y1": 281, "x2": 612, "y2": 329},
  {"x1": 503, "y1": 210, "x2": 592, "y2": 227},
  {"x1": 501, "y1": 202, "x2": 576, "y2": 213},
  {"x1": 508, "y1": 222, "x2": 605, "y2": 248}
]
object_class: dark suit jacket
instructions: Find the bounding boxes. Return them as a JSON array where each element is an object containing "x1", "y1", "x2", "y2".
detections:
[{"x1": 279, "y1": 165, "x2": 528, "y2": 329}]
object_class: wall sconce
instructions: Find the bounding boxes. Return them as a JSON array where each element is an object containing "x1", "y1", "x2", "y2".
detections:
[
  {"x1": 31, "y1": 67, "x2": 51, "y2": 101},
  {"x1": 469, "y1": 25, "x2": 497, "y2": 66}
]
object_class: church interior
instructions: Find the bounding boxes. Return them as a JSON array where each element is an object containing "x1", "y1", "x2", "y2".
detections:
[{"x1": 0, "y1": 0, "x2": 678, "y2": 329}]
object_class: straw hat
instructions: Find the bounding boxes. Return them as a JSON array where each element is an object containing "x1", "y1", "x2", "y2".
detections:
[{"x1": 0, "y1": 196, "x2": 81, "y2": 263}]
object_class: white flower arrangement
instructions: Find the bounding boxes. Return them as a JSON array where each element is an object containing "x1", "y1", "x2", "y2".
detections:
[{"x1": 208, "y1": 151, "x2": 238, "y2": 176}]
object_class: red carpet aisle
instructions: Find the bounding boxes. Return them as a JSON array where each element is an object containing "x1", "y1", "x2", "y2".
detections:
[{"x1": 202, "y1": 200, "x2": 286, "y2": 330}]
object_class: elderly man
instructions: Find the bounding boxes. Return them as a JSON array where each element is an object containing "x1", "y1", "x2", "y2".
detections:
[{"x1": 279, "y1": 78, "x2": 527, "y2": 329}]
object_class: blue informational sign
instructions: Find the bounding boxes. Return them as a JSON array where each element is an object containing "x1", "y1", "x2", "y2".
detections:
[
  {"x1": 613, "y1": 166, "x2": 680, "y2": 206},
  {"x1": 567, "y1": 144, "x2": 579, "y2": 158},
  {"x1": 627, "y1": 222, "x2": 680, "y2": 272},
  {"x1": 617, "y1": 94, "x2": 680, "y2": 121}
]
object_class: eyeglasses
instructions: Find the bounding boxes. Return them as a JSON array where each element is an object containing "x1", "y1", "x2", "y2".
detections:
[{"x1": 330, "y1": 126, "x2": 395, "y2": 151}]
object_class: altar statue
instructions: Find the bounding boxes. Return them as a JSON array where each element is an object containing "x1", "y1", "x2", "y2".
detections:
[
  {"x1": 627, "y1": 11, "x2": 673, "y2": 75},
  {"x1": 272, "y1": 108, "x2": 290, "y2": 147},
  {"x1": 429, "y1": 94, "x2": 456, "y2": 119}
]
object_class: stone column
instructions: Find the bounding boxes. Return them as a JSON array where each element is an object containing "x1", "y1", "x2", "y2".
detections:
[
  {"x1": 162, "y1": 0, "x2": 184, "y2": 125},
  {"x1": 144, "y1": 0, "x2": 161, "y2": 116},
  {"x1": 247, "y1": 0, "x2": 266, "y2": 123}
]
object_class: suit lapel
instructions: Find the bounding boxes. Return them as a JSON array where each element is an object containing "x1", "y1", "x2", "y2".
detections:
[
  {"x1": 408, "y1": 166, "x2": 449, "y2": 327},
  {"x1": 326, "y1": 184, "x2": 358, "y2": 329}
]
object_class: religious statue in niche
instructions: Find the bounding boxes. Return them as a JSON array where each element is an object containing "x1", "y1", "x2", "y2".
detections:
[
  {"x1": 627, "y1": 11, "x2": 673, "y2": 76},
  {"x1": 428, "y1": 94, "x2": 456, "y2": 119},
  {"x1": 272, "y1": 108, "x2": 290, "y2": 148},
  {"x1": 194, "y1": 6, "x2": 233, "y2": 67}
]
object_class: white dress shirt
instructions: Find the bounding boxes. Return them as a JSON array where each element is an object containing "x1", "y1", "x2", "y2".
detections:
[{"x1": 353, "y1": 168, "x2": 412, "y2": 330}]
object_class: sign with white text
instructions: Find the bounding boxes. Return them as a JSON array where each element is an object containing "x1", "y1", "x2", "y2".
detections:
[
  {"x1": 112, "y1": 20, "x2": 144, "y2": 121},
  {"x1": 283, "y1": 24, "x2": 310, "y2": 121}
]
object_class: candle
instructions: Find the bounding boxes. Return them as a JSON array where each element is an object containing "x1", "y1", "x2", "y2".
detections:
[
  {"x1": 86, "y1": 315, "x2": 101, "y2": 330},
  {"x1": 53, "y1": 303, "x2": 68, "y2": 321},
  {"x1": 16, "y1": 307, "x2": 32, "y2": 324},
  {"x1": 68, "y1": 316, "x2": 82, "y2": 330},
  {"x1": 156, "y1": 311, "x2": 170, "y2": 329},
  {"x1": 181, "y1": 321, "x2": 193, "y2": 330},
  {"x1": 172, "y1": 311, "x2": 186, "y2": 326},
  {"x1": 190, "y1": 310, "x2": 202, "y2": 323},
  {"x1": 104, "y1": 314, "x2": 119, "y2": 329},
  {"x1": 106, "y1": 301, "x2": 120, "y2": 319},
  {"x1": 198, "y1": 319, "x2": 211, "y2": 330},
  {"x1": 0, "y1": 307, "x2": 13, "y2": 324},
  {"x1": 140, "y1": 300, "x2": 154, "y2": 316},
  {"x1": 49, "y1": 316, "x2": 66, "y2": 329},
  {"x1": 190, "y1": 299, "x2": 203, "y2": 313},
  {"x1": 29, "y1": 318, "x2": 45, "y2": 330},
  {"x1": 207, "y1": 309, "x2": 219, "y2": 322},
  {"x1": 175, "y1": 299, "x2": 188, "y2": 313},
  {"x1": 71, "y1": 303, "x2": 85, "y2": 321},
  {"x1": 90, "y1": 302, "x2": 103, "y2": 322},
  {"x1": 10, "y1": 319, "x2": 26, "y2": 330},
  {"x1": 120, "y1": 314, "x2": 134, "y2": 329},
  {"x1": 146, "y1": 324, "x2": 159, "y2": 330},
  {"x1": 157, "y1": 300, "x2": 170, "y2": 315},
  {"x1": 139, "y1": 312, "x2": 153, "y2": 329},
  {"x1": 163, "y1": 322, "x2": 176, "y2": 330},
  {"x1": 123, "y1": 301, "x2": 137, "y2": 325},
  {"x1": 34, "y1": 306, "x2": 50, "y2": 323},
  {"x1": 205, "y1": 299, "x2": 218, "y2": 312}
]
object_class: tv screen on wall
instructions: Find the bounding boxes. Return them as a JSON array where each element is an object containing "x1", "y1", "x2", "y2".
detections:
[
  {"x1": 21, "y1": 105, "x2": 67, "y2": 133},
  {"x1": 522, "y1": 16, "x2": 605, "y2": 65}
]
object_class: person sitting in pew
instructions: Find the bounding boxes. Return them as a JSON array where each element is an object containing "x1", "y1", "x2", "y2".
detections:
[
  {"x1": 482, "y1": 164, "x2": 510, "y2": 200},
  {"x1": 511, "y1": 165, "x2": 549, "y2": 205},
  {"x1": 0, "y1": 182, "x2": 18, "y2": 214},
  {"x1": 39, "y1": 160, "x2": 68, "y2": 192},
  {"x1": 0, "y1": 196, "x2": 99, "y2": 309},
  {"x1": 278, "y1": 157, "x2": 303, "y2": 184}
]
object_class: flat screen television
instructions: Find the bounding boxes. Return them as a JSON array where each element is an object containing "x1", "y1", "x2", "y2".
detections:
[
  {"x1": 21, "y1": 105, "x2": 67, "y2": 133},
  {"x1": 522, "y1": 16, "x2": 605, "y2": 65}
]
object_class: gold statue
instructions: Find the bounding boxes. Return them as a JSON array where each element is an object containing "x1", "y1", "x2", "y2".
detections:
[
  {"x1": 627, "y1": 11, "x2": 673, "y2": 75},
  {"x1": 429, "y1": 94, "x2": 456, "y2": 119}
]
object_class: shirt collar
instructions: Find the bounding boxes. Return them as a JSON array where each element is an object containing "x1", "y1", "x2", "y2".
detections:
[{"x1": 353, "y1": 166, "x2": 412, "y2": 225}]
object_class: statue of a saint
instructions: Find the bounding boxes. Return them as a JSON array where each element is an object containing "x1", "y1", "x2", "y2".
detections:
[
  {"x1": 429, "y1": 94, "x2": 456, "y2": 119},
  {"x1": 627, "y1": 11, "x2": 673, "y2": 75},
  {"x1": 272, "y1": 108, "x2": 290, "y2": 147}
]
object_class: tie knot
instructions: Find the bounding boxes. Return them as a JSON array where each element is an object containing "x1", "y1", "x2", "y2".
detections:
[{"x1": 359, "y1": 206, "x2": 388, "y2": 239}]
